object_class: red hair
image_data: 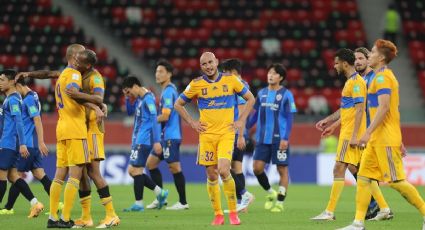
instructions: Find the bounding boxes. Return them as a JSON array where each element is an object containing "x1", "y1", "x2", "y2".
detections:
[{"x1": 375, "y1": 39, "x2": 398, "y2": 64}]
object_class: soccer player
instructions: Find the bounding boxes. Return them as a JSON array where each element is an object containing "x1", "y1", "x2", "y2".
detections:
[
  {"x1": 145, "y1": 60, "x2": 188, "y2": 210},
  {"x1": 122, "y1": 76, "x2": 168, "y2": 212},
  {"x1": 47, "y1": 44, "x2": 104, "y2": 228},
  {"x1": 246, "y1": 63, "x2": 297, "y2": 213},
  {"x1": 338, "y1": 39, "x2": 425, "y2": 230},
  {"x1": 68, "y1": 50, "x2": 120, "y2": 228},
  {"x1": 0, "y1": 69, "x2": 44, "y2": 218},
  {"x1": 311, "y1": 48, "x2": 369, "y2": 220},
  {"x1": 174, "y1": 52, "x2": 255, "y2": 225},
  {"x1": 220, "y1": 58, "x2": 254, "y2": 213},
  {"x1": 0, "y1": 77, "x2": 51, "y2": 214}
]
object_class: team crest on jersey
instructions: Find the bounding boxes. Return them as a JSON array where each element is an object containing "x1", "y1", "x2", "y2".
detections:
[
  {"x1": 276, "y1": 94, "x2": 282, "y2": 101},
  {"x1": 222, "y1": 85, "x2": 228, "y2": 92},
  {"x1": 201, "y1": 88, "x2": 208, "y2": 95},
  {"x1": 212, "y1": 86, "x2": 218, "y2": 90}
]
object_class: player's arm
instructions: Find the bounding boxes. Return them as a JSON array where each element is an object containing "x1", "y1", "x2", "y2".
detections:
[
  {"x1": 33, "y1": 116, "x2": 48, "y2": 156},
  {"x1": 10, "y1": 99, "x2": 29, "y2": 158},
  {"x1": 236, "y1": 102, "x2": 247, "y2": 150},
  {"x1": 146, "y1": 97, "x2": 162, "y2": 154},
  {"x1": 316, "y1": 109, "x2": 340, "y2": 131},
  {"x1": 246, "y1": 94, "x2": 260, "y2": 129},
  {"x1": 233, "y1": 78, "x2": 255, "y2": 131},
  {"x1": 84, "y1": 102, "x2": 104, "y2": 123},
  {"x1": 350, "y1": 102, "x2": 365, "y2": 147},
  {"x1": 16, "y1": 70, "x2": 60, "y2": 80},
  {"x1": 278, "y1": 92, "x2": 297, "y2": 150},
  {"x1": 321, "y1": 119, "x2": 341, "y2": 138},
  {"x1": 66, "y1": 87, "x2": 103, "y2": 106},
  {"x1": 125, "y1": 97, "x2": 136, "y2": 116},
  {"x1": 157, "y1": 90, "x2": 173, "y2": 122},
  {"x1": 174, "y1": 82, "x2": 206, "y2": 133}
]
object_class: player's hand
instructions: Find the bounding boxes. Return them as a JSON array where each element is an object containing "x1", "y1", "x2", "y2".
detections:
[
  {"x1": 237, "y1": 136, "x2": 246, "y2": 150},
  {"x1": 153, "y1": 142, "x2": 162, "y2": 155},
  {"x1": 349, "y1": 136, "x2": 358, "y2": 148},
  {"x1": 315, "y1": 118, "x2": 329, "y2": 131},
  {"x1": 38, "y1": 142, "x2": 49, "y2": 156},
  {"x1": 279, "y1": 140, "x2": 288, "y2": 151},
  {"x1": 94, "y1": 106, "x2": 105, "y2": 124},
  {"x1": 15, "y1": 72, "x2": 29, "y2": 82},
  {"x1": 190, "y1": 120, "x2": 207, "y2": 133},
  {"x1": 19, "y1": 145, "x2": 29, "y2": 158},
  {"x1": 65, "y1": 87, "x2": 80, "y2": 98},
  {"x1": 101, "y1": 103, "x2": 108, "y2": 118},
  {"x1": 358, "y1": 132, "x2": 370, "y2": 150},
  {"x1": 321, "y1": 122, "x2": 337, "y2": 138},
  {"x1": 401, "y1": 143, "x2": 407, "y2": 158},
  {"x1": 233, "y1": 120, "x2": 245, "y2": 132}
]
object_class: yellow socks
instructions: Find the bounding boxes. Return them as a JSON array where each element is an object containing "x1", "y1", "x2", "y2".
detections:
[
  {"x1": 222, "y1": 175, "x2": 237, "y2": 213},
  {"x1": 62, "y1": 178, "x2": 80, "y2": 221},
  {"x1": 80, "y1": 195, "x2": 92, "y2": 221},
  {"x1": 354, "y1": 177, "x2": 372, "y2": 221},
  {"x1": 390, "y1": 180, "x2": 425, "y2": 215},
  {"x1": 49, "y1": 178, "x2": 64, "y2": 220},
  {"x1": 326, "y1": 178, "x2": 345, "y2": 213},
  {"x1": 370, "y1": 180, "x2": 389, "y2": 209},
  {"x1": 207, "y1": 179, "x2": 223, "y2": 216},
  {"x1": 101, "y1": 197, "x2": 117, "y2": 217}
]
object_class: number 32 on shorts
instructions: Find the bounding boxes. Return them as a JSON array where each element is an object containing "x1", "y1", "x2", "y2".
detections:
[{"x1": 205, "y1": 151, "x2": 214, "y2": 162}]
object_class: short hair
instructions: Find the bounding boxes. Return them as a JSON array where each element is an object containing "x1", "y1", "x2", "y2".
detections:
[
  {"x1": 0, "y1": 69, "x2": 17, "y2": 81},
  {"x1": 220, "y1": 59, "x2": 242, "y2": 74},
  {"x1": 65, "y1": 44, "x2": 84, "y2": 61},
  {"x1": 335, "y1": 48, "x2": 355, "y2": 65},
  {"x1": 156, "y1": 59, "x2": 174, "y2": 73},
  {"x1": 354, "y1": 47, "x2": 370, "y2": 59},
  {"x1": 16, "y1": 76, "x2": 28, "y2": 86},
  {"x1": 81, "y1": 49, "x2": 97, "y2": 66},
  {"x1": 122, "y1": 76, "x2": 141, "y2": 88},
  {"x1": 375, "y1": 39, "x2": 398, "y2": 64},
  {"x1": 267, "y1": 63, "x2": 287, "y2": 81}
]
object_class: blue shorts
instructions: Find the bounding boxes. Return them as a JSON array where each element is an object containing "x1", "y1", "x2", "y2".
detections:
[
  {"x1": 150, "y1": 139, "x2": 181, "y2": 163},
  {"x1": 0, "y1": 148, "x2": 18, "y2": 170},
  {"x1": 253, "y1": 143, "x2": 290, "y2": 166},
  {"x1": 129, "y1": 144, "x2": 152, "y2": 167},
  {"x1": 16, "y1": 148, "x2": 43, "y2": 172}
]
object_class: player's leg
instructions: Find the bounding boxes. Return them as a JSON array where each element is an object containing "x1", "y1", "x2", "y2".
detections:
[
  {"x1": 165, "y1": 139, "x2": 188, "y2": 210},
  {"x1": 270, "y1": 143, "x2": 289, "y2": 213},
  {"x1": 145, "y1": 153, "x2": 163, "y2": 209},
  {"x1": 125, "y1": 144, "x2": 146, "y2": 212},
  {"x1": 74, "y1": 167, "x2": 93, "y2": 227},
  {"x1": 32, "y1": 168, "x2": 52, "y2": 196},
  {"x1": 61, "y1": 139, "x2": 90, "y2": 225},
  {"x1": 217, "y1": 133, "x2": 240, "y2": 225},
  {"x1": 206, "y1": 165, "x2": 224, "y2": 225},
  {"x1": 7, "y1": 167, "x2": 44, "y2": 218},
  {"x1": 253, "y1": 144, "x2": 276, "y2": 210}
]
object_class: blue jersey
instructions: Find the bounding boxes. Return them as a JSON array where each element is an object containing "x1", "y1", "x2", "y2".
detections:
[
  {"x1": 126, "y1": 92, "x2": 161, "y2": 146},
  {"x1": 248, "y1": 87, "x2": 297, "y2": 144},
  {"x1": 160, "y1": 83, "x2": 181, "y2": 140},
  {"x1": 0, "y1": 92, "x2": 25, "y2": 151},
  {"x1": 234, "y1": 79, "x2": 249, "y2": 139},
  {"x1": 363, "y1": 70, "x2": 376, "y2": 127},
  {"x1": 22, "y1": 91, "x2": 41, "y2": 148}
]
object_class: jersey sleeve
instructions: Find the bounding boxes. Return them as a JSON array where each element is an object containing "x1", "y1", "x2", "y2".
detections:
[
  {"x1": 374, "y1": 73, "x2": 392, "y2": 96},
  {"x1": 25, "y1": 96, "x2": 41, "y2": 118},
  {"x1": 91, "y1": 74, "x2": 105, "y2": 94},
  {"x1": 162, "y1": 87, "x2": 175, "y2": 110},
  {"x1": 352, "y1": 78, "x2": 367, "y2": 104},
  {"x1": 65, "y1": 72, "x2": 83, "y2": 90},
  {"x1": 145, "y1": 95, "x2": 158, "y2": 116},
  {"x1": 179, "y1": 80, "x2": 197, "y2": 102},
  {"x1": 9, "y1": 97, "x2": 22, "y2": 116},
  {"x1": 284, "y1": 91, "x2": 297, "y2": 113},
  {"x1": 232, "y1": 77, "x2": 248, "y2": 97}
]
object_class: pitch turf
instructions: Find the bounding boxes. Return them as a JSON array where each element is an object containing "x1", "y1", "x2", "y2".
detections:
[{"x1": 1, "y1": 183, "x2": 425, "y2": 229}]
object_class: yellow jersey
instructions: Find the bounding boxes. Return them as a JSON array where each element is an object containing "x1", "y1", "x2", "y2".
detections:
[
  {"x1": 340, "y1": 73, "x2": 367, "y2": 139},
  {"x1": 55, "y1": 67, "x2": 87, "y2": 141},
  {"x1": 367, "y1": 67, "x2": 401, "y2": 146},
  {"x1": 82, "y1": 69, "x2": 105, "y2": 134},
  {"x1": 180, "y1": 72, "x2": 248, "y2": 136}
]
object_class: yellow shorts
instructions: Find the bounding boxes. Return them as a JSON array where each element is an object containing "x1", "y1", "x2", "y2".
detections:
[
  {"x1": 56, "y1": 139, "x2": 90, "y2": 167},
  {"x1": 88, "y1": 133, "x2": 105, "y2": 161},
  {"x1": 358, "y1": 145, "x2": 405, "y2": 182},
  {"x1": 335, "y1": 139, "x2": 361, "y2": 166},
  {"x1": 197, "y1": 133, "x2": 235, "y2": 166}
]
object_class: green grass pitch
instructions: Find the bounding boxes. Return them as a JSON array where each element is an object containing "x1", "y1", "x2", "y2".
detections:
[{"x1": 1, "y1": 184, "x2": 424, "y2": 229}]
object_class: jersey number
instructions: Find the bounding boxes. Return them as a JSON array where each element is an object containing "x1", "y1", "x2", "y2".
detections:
[
  {"x1": 56, "y1": 84, "x2": 64, "y2": 109},
  {"x1": 205, "y1": 151, "x2": 214, "y2": 162}
]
